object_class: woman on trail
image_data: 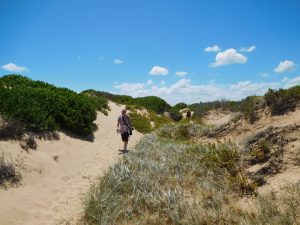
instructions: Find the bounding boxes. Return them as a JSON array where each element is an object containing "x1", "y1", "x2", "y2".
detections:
[{"x1": 117, "y1": 109, "x2": 133, "y2": 151}]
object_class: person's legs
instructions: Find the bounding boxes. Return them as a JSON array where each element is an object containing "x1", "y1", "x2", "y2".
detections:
[
  {"x1": 121, "y1": 132, "x2": 129, "y2": 150},
  {"x1": 123, "y1": 141, "x2": 128, "y2": 150}
]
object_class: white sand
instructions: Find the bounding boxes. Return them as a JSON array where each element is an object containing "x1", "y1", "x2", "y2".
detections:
[{"x1": 0, "y1": 102, "x2": 143, "y2": 225}]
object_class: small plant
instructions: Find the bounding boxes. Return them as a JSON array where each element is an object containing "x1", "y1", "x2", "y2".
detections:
[
  {"x1": 0, "y1": 118, "x2": 24, "y2": 140},
  {"x1": 265, "y1": 86, "x2": 300, "y2": 115},
  {"x1": 0, "y1": 154, "x2": 22, "y2": 188},
  {"x1": 249, "y1": 140, "x2": 271, "y2": 164}
]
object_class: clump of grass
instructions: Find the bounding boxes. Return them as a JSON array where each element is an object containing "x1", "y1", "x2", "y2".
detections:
[
  {"x1": 249, "y1": 183, "x2": 300, "y2": 224},
  {"x1": 157, "y1": 123, "x2": 211, "y2": 140},
  {"x1": 83, "y1": 134, "x2": 257, "y2": 225},
  {"x1": 148, "y1": 111, "x2": 172, "y2": 128},
  {"x1": 0, "y1": 154, "x2": 22, "y2": 188},
  {"x1": 129, "y1": 112, "x2": 152, "y2": 134},
  {"x1": 249, "y1": 140, "x2": 271, "y2": 164}
]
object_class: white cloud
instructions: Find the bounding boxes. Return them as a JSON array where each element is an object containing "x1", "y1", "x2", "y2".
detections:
[
  {"x1": 209, "y1": 48, "x2": 247, "y2": 67},
  {"x1": 114, "y1": 82, "x2": 144, "y2": 92},
  {"x1": 114, "y1": 59, "x2": 123, "y2": 64},
  {"x1": 282, "y1": 76, "x2": 300, "y2": 88},
  {"x1": 175, "y1": 71, "x2": 188, "y2": 77},
  {"x1": 114, "y1": 76, "x2": 300, "y2": 105},
  {"x1": 2, "y1": 63, "x2": 29, "y2": 73},
  {"x1": 258, "y1": 72, "x2": 270, "y2": 78},
  {"x1": 149, "y1": 66, "x2": 169, "y2": 76},
  {"x1": 204, "y1": 45, "x2": 221, "y2": 52},
  {"x1": 147, "y1": 80, "x2": 153, "y2": 85},
  {"x1": 240, "y1": 45, "x2": 256, "y2": 52},
  {"x1": 274, "y1": 60, "x2": 295, "y2": 73},
  {"x1": 160, "y1": 80, "x2": 166, "y2": 85}
]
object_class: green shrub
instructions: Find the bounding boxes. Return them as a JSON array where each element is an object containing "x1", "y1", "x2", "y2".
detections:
[
  {"x1": 82, "y1": 90, "x2": 171, "y2": 114},
  {"x1": 240, "y1": 96, "x2": 259, "y2": 123},
  {"x1": 132, "y1": 96, "x2": 171, "y2": 114},
  {"x1": 265, "y1": 86, "x2": 300, "y2": 115},
  {"x1": 128, "y1": 112, "x2": 152, "y2": 134},
  {"x1": 0, "y1": 75, "x2": 101, "y2": 135},
  {"x1": 157, "y1": 123, "x2": 210, "y2": 140},
  {"x1": 169, "y1": 108, "x2": 183, "y2": 121},
  {"x1": 148, "y1": 111, "x2": 172, "y2": 128},
  {"x1": 172, "y1": 102, "x2": 188, "y2": 111}
]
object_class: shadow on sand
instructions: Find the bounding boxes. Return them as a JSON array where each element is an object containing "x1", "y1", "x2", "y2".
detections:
[
  {"x1": 118, "y1": 149, "x2": 130, "y2": 155},
  {"x1": 61, "y1": 129, "x2": 95, "y2": 142}
]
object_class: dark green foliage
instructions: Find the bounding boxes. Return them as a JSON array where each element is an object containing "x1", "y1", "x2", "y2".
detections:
[
  {"x1": 82, "y1": 89, "x2": 133, "y2": 105},
  {"x1": 168, "y1": 102, "x2": 186, "y2": 122},
  {"x1": 265, "y1": 86, "x2": 300, "y2": 115},
  {"x1": 169, "y1": 108, "x2": 183, "y2": 121},
  {"x1": 133, "y1": 96, "x2": 171, "y2": 113},
  {"x1": 82, "y1": 90, "x2": 171, "y2": 114},
  {"x1": 0, "y1": 75, "x2": 103, "y2": 135},
  {"x1": 172, "y1": 102, "x2": 188, "y2": 111},
  {"x1": 128, "y1": 112, "x2": 152, "y2": 133}
]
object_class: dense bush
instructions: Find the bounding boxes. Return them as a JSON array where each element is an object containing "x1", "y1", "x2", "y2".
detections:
[
  {"x1": 265, "y1": 86, "x2": 300, "y2": 115},
  {"x1": 82, "y1": 89, "x2": 133, "y2": 105},
  {"x1": 0, "y1": 75, "x2": 105, "y2": 135},
  {"x1": 83, "y1": 90, "x2": 171, "y2": 114},
  {"x1": 172, "y1": 102, "x2": 188, "y2": 111},
  {"x1": 169, "y1": 108, "x2": 183, "y2": 121},
  {"x1": 133, "y1": 96, "x2": 171, "y2": 114}
]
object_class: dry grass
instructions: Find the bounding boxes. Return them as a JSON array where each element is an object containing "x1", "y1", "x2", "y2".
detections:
[
  {"x1": 83, "y1": 125, "x2": 300, "y2": 225},
  {"x1": 0, "y1": 154, "x2": 22, "y2": 188}
]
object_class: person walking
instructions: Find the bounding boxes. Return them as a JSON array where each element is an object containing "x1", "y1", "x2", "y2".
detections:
[{"x1": 117, "y1": 109, "x2": 133, "y2": 151}]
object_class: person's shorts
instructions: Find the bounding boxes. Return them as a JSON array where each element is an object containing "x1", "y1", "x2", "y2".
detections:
[{"x1": 121, "y1": 132, "x2": 129, "y2": 141}]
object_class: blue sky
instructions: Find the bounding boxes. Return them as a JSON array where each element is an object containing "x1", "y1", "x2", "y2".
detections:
[{"x1": 1, "y1": 0, "x2": 300, "y2": 104}]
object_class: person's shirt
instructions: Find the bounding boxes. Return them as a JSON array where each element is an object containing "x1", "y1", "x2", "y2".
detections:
[{"x1": 118, "y1": 115, "x2": 131, "y2": 133}]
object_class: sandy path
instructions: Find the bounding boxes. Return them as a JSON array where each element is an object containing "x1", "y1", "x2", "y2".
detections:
[{"x1": 0, "y1": 102, "x2": 143, "y2": 225}]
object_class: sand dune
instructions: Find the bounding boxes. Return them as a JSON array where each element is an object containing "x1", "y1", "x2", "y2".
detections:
[{"x1": 0, "y1": 102, "x2": 143, "y2": 225}]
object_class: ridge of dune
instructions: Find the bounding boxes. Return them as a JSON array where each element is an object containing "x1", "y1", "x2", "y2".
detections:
[{"x1": 0, "y1": 102, "x2": 143, "y2": 225}]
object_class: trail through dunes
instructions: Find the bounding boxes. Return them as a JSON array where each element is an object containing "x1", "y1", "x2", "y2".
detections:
[{"x1": 0, "y1": 102, "x2": 143, "y2": 225}]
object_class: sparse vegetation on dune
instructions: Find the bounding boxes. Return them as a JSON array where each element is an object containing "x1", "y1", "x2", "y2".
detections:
[
  {"x1": 0, "y1": 75, "x2": 108, "y2": 136},
  {"x1": 83, "y1": 128, "x2": 300, "y2": 224},
  {"x1": 0, "y1": 154, "x2": 22, "y2": 188}
]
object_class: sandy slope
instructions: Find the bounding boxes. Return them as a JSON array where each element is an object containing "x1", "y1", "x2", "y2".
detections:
[
  {"x1": 0, "y1": 102, "x2": 143, "y2": 225},
  {"x1": 203, "y1": 107, "x2": 300, "y2": 194}
]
